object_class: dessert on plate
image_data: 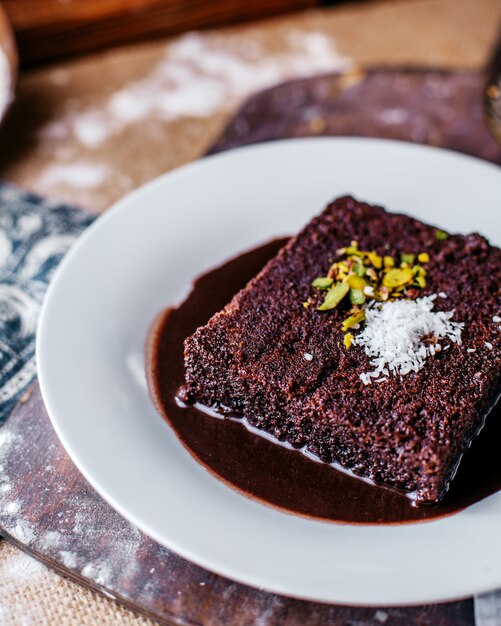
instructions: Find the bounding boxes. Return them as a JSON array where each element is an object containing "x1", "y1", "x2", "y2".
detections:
[{"x1": 178, "y1": 196, "x2": 500, "y2": 504}]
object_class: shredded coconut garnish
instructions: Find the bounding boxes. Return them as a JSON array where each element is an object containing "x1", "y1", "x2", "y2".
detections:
[
  {"x1": 303, "y1": 352, "x2": 313, "y2": 361},
  {"x1": 485, "y1": 342, "x2": 493, "y2": 350},
  {"x1": 438, "y1": 292, "x2": 448, "y2": 298},
  {"x1": 493, "y1": 315, "x2": 501, "y2": 323},
  {"x1": 353, "y1": 295, "x2": 463, "y2": 383}
]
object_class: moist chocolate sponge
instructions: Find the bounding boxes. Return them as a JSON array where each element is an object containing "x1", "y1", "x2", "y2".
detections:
[{"x1": 180, "y1": 196, "x2": 501, "y2": 503}]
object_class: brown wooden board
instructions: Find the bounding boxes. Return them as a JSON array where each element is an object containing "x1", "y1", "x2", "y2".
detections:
[
  {"x1": 0, "y1": 385, "x2": 476, "y2": 625},
  {"x1": 1, "y1": 68, "x2": 500, "y2": 625},
  {"x1": 209, "y1": 68, "x2": 501, "y2": 164}
]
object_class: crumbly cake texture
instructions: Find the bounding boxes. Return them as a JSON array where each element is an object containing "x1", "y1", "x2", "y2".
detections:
[{"x1": 180, "y1": 196, "x2": 501, "y2": 503}]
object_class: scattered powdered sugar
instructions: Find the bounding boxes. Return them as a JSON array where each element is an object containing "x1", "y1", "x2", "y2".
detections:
[
  {"x1": 354, "y1": 295, "x2": 463, "y2": 384},
  {"x1": 0, "y1": 428, "x2": 13, "y2": 450},
  {"x1": 0, "y1": 547, "x2": 47, "y2": 592},
  {"x1": 39, "y1": 30, "x2": 349, "y2": 150},
  {"x1": 0, "y1": 544, "x2": 71, "y2": 626},
  {"x1": 41, "y1": 530, "x2": 64, "y2": 549},
  {"x1": 237, "y1": 596, "x2": 284, "y2": 626},
  {"x1": 379, "y1": 108, "x2": 408, "y2": 125},
  {"x1": 12, "y1": 519, "x2": 36, "y2": 544},
  {"x1": 59, "y1": 550, "x2": 77, "y2": 569},
  {"x1": 37, "y1": 163, "x2": 110, "y2": 190},
  {"x1": 71, "y1": 508, "x2": 143, "y2": 587},
  {"x1": 6, "y1": 501, "x2": 19, "y2": 515},
  {"x1": 81, "y1": 562, "x2": 113, "y2": 586},
  {"x1": 0, "y1": 430, "x2": 15, "y2": 499}
]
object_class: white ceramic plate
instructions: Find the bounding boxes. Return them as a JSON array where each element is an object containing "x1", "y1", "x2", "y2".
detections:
[{"x1": 38, "y1": 138, "x2": 501, "y2": 606}]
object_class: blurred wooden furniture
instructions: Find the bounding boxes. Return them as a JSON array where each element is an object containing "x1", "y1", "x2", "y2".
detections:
[
  {"x1": 0, "y1": 3, "x2": 17, "y2": 121},
  {"x1": 2, "y1": 0, "x2": 330, "y2": 65}
]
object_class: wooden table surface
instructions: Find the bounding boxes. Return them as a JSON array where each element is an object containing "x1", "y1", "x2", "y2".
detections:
[{"x1": 0, "y1": 0, "x2": 500, "y2": 624}]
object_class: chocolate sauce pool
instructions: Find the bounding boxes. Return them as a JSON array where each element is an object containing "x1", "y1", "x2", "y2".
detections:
[{"x1": 146, "y1": 239, "x2": 501, "y2": 524}]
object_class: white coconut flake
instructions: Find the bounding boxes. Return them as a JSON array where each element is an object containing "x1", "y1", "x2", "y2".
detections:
[
  {"x1": 467, "y1": 348, "x2": 476, "y2": 353},
  {"x1": 493, "y1": 315, "x2": 501, "y2": 323},
  {"x1": 485, "y1": 342, "x2": 493, "y2": 350},
  {"x1": 375, "y1": 610, "x2": 389, "y2": 624},
  {"x1": 354, "y1": 295, "x2": 463, "y2": 384},
  {"x1": 438, "y1": 292, "x2": 448, "y2": 298},
  {"x1": 303, "y1": 352, "x2": 313, "y2": 361}
]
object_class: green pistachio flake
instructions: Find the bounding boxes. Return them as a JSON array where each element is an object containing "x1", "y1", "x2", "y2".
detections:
[
  {"x1": 349, "y1": 288, "x2": 366, "y2": 305},
  {"x1": 368, "y1": 252, "x2": 383, "y2": 269},
  {"x1": 342, "y1": 310, "x2": 366, "y2": 331},
  {"x1": 306, "y1": 239, "x2": 435, "y2": 336},
  {"x1": 354, "y1": 262, "x2": 367, "y2": 277},
  {"x1": 412, "y1": 265, "x2": 426, "y2": 277},
  {"x1": 383, "y1": 268, "x2": 414, "y2": 288},
  {"x1": 435, "y1": 229, "x2": 449, "y2": 240},
  {"x1": 318, "y1": 282, "x2": 349, "y2": 310},
  {"x1": 312, "y1": 277, "x2": 334, "y2": 289},
  {"x1": 400, "y1": 253, "x2": 415, "y2": 265},
  {"x1": 343, "y1": 332, "x2": 354, "y2": 349},
  {"x1": 347, "y1": 275, "x2": 367, "y2": 290}
]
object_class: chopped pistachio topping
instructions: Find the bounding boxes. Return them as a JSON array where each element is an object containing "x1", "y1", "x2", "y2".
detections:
[
  {"x1": 435, "y1": 229, "x2": 449, "y2": 240},
  {"x1": 318, "y1": 282, "x2": 349, "y2": 310},
  {"x1": 342, "y1": 310, "x2": 365, "y2": 331},
  {"x1": 312, "y1": 276, "x2": 334, "y2": 289},
  {"x1": 343, "y1": 332, "x2": 354, "y2": 348},
  {"x1": 400, "y1": 253, "x2": 415, "y2": 265},
  {"x1": 305, "y1": 239, "x2": 431, "y2": 346},
  {"x1": 347, "y1": 275, "x2": 367, "y2": 290},
  {"x1": 350, "y1": 288, "x2": 366, "y2": 306},
  {"x1": 367, "y1": 252, "x2": 383, "y2": 269},
  {"x1": 383, "y1": 268, "x2": 414, "y2": 288}
]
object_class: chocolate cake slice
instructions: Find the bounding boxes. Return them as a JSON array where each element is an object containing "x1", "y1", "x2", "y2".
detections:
[{"x1": 180, "y1": 196, "x2": 501, "y2": 503}]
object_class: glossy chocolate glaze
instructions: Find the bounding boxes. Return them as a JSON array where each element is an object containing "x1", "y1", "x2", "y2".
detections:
[{"x1": 146, "y1": 239, "x2": 501, "y2": 524}]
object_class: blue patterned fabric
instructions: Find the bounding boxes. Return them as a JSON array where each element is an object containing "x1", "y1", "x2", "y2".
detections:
[{"x1": 0, "y1": 183, "x2": 95, "y2": 422}]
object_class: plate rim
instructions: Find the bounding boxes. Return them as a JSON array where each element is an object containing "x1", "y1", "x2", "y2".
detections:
[{"x1": 37, "y1": 136, "x2": 501, "y2": 606}]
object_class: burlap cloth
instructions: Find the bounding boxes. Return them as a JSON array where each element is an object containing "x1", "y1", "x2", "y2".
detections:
[{"x1": 0, "y1": 0, "x2": 499, "y2": 623}]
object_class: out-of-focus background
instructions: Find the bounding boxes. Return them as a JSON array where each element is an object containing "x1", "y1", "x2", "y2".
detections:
[
  {"x1": 0, "y1": 0, "x2": 499, "y2": 216},
  {"x1": 0, "y1": 1, "x2": 500, "y2": 625},
  {"x1": 3, "y1": 0, "x2": 366, "y2": 65}
]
